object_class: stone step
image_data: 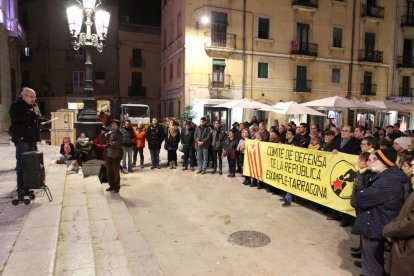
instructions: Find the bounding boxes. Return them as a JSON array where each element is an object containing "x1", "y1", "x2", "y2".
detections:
[
  {"x1": 1, "y1": 161, "x2": 67, "y2": 276},
  {"x1": 99, "y1": 177, "x2": 162, "y2": 276},
  {"x1": 54, "y1": 174, "x2": 96, "y2": 275},
  {"x1": 83, "y1": 176, "x2": 133, "y2": 276}
]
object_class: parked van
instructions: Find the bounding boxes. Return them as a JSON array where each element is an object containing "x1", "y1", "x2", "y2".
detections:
[{"x1": 120, "y1": 104, "x2": 150, "y2": 126}]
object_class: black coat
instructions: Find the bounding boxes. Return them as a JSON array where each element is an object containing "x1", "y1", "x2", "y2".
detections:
[
  {"x1": 60, "y1": 143, "x2": 75, "y2": 156},
  {"x1": 352, "y1": 166, "x2": 406, "y2": 240},
  {"x1": 9, "y1": 97, "x2": 39, "y2": 143},
  {"x1": 181, "y1": 128, "x2": 195, "y2": 146},
  {"x1": 321, "y1": 139, "x2": 340, "y2": 152},
  {"x1": 146, "y1": 123, "x2": 165, "y2": 149},
  {"x1": 339, "y1": 137, "x2": 361, "y2": 155}
]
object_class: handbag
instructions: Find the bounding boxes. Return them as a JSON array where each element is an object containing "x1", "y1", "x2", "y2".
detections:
[
  {"x1": 178, "y1": 142, "x2": 183, "y2": 152},
  {"x1": 98, "y1": 164, "x2": 107, "y2": 183}
]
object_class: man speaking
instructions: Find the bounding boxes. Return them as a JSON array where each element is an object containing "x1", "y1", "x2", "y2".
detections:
[{"x1": 9, "y1": 87, "x2": 40, "y2": 200}]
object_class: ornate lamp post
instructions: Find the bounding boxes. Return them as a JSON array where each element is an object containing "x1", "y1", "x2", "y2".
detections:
[{"x1": 66, "y1": 0, "x2": 110, "y2": 140}]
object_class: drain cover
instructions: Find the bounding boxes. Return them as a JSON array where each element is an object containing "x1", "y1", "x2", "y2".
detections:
[{"x1": 228, "y1": 231, "x2": 271, "y2": 247}]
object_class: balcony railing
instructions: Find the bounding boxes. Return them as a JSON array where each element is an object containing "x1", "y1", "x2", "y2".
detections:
[
  {"x1": 400, "y1": 87, "x2": 414, "y2": 97},
  {"x1": 361, "y1": 4, "x2": 384, "y2": 19},
  {"x1": 208, "y1": 74, "x2": 231, "y2": 89},
  {"x1": 204, "y1": 32, "x2": 236, "y2": 50},
  {"x1": 128, "y1": 86, "x2": 147, "y2": 97},
  {"x1": 360, "y1": 83, "x2": 377, "y2": 96},
  {"x1": 292, "y1": 0, "x2": 318, "y2": 9},
  {"x1": 293, "y1": 79, "x2": 312, "y2": 92},
  {"x1": 291, "y1": 41, "x2": 318, "y2": 57},
  {"x1": 358, "y1": 49, "x2": 383, "y2": 63},
  {"x1": 401, "y1": 14, "x2": 414, "y2": 27},
  {"x1": 397, "y1": 56, "x2": 414, "y2": 68}
]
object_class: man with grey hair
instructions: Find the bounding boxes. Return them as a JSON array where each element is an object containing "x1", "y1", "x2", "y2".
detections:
[{"x1": 9, "y1": 87, "x2": 40, "y2": 200}]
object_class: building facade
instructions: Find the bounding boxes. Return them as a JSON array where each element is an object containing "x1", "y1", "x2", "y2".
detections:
[
  {"x1": 18, "y1": 0, "x2": 161, "y2": 119},
  {"x1": 161, "y1": 0, "x2": 396, "y2": 127},
  {"x1": 0, "y1": 0, "x2": 25, "y2": 130}
]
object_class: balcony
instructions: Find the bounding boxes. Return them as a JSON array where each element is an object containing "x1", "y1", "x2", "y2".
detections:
[
  {"x1": 360, "y1": 83, "x2": 377, "y2": 96},
  {"x1": 361, "y1": 4, "x2": 384, "y2": 20},
  {"x1": 208, "y1": 74, "x2": 231, "y2": 89},
  {"x1": 397, "y1": 56, "x2": 414, "y2": 68},
  {"x1": 204, "y1": 32, "x2": 236, "y2": 58},
  {"x1": 291, "y1": 41, "x2": 318, "y2": 57},
  {"x1": 292, "y1": 0, "x2": 318, "y2": 11},
  {"x1": 401, "y1": 14, "x2": 414, "y2": 27},
  {"x1": 128, "y1": 86, "x2": 147, "y2": 97},
  {"x1": 293, "y1": 79, "x2": 312, "y2": 92},
  {"x1": 358, "y1": 49, "x2": 383, "y2": 63},
  {"x1": 400, "y1": 87, "x2": 414, "y2": 97}
]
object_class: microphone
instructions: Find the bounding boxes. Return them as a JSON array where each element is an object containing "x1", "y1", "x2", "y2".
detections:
[{"x1": 32, "y1": 102, "x2": 42, "y2": 117}]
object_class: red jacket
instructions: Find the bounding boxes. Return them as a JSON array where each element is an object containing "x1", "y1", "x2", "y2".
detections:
[{"x1": 135, "y1": 128, "x2": 146, "y2": 148}]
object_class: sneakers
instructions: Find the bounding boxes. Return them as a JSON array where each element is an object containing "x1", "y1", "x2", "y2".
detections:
[
  {"x1": 67, "y1": 164, "x2": 74, "y2": 171},
  {"x1": 122, "y1": 169, "x2": 128, "y2": 174},
  {"x1": 78, "y1": 168, "x2": 83, "y2": 175}
]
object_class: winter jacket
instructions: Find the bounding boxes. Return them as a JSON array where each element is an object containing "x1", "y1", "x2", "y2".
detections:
[
  {"x1": 9, "y1": 97, "x2": 40, "y2": 143},
  {"x1": 350, "y1": 169, "x2": 375, "y2": 209},
  {"x1": 224, "y1": 138, "x2": 238, "y2": 159},
  {"x1": 135, "y1": 127, "x2": 146, "y2": 149},
  {"x1": 104, "y1": 130, "x2": 123, "y2": 159},
  {"x1": 165, "y1": 128, "x2": 180, "y2": 151},
  {"x1": 352, "y1": 166, "x2": 406, "y2": 240},
  {"x1": 146, "y1": 123, "x2": 165, "y2": 149},
  {"x1": 122, "y1": 126, "x2": 135, "y2": 147},
  {"x1": 321, "y1": 140, "x2": 341, "y2": 152},
  {"x1": 383, "y1": 192, "x2": 414, "y2": 276},
  {"x1": 94, "y1": 132, "x2": 106, "y2": 160},
  {"x1": 194, "y1": 125, "x2": 211, "y2": 149},
  {"x1": 295, "y1": 133, "x2": 311, "y2": 148},
  {"x1": 60, "y1": 143, "x2": 75, "y2": 156},
  {"x1": 339, "y1": 137, "x2": 361, "y2": 155},
  {"x1": 211, "y1": 128, "x2": 226, "y2": 150},
  {"x1": 181, "y1": 128, "x2": 195, "y2": 146}
]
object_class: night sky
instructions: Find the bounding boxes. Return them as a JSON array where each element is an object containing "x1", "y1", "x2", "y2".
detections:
[{"x1": 118, "y1": 0, "x2": 161, "y2": 27}]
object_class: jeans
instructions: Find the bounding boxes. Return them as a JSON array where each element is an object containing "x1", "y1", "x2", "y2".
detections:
[
  {"x1": 227, "y1": 157, "x2": 236, "y2": 174},
  {"x1": 15, "y1": 142, "x2": 37, "y2": 190},
  {"x1": 212, "y1": 149, "x2": 223, "y2": 171},
  {"x1": 133, "y1": 147, "x2": 144, "y2": 165},
  {"x1": 149, "y1": 148, "x2": 160, "y2": 166},
  {"x1": 122, "y1": 146, "x2": 133, "y2": 170},
  {"x1": 196, "y1": 148, "x2": 209, "y2": 170},
  {"x1": 183, "y1": 145, "x2": 196, "y2": 167},
  {"x1": 60, "y1": 154, "x2": 73, "y2": 161}
]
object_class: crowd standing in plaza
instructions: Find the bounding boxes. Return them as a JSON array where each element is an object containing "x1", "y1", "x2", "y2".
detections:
[{"x1": 9, "y1": 87, "x2": 414, "y2": 275}]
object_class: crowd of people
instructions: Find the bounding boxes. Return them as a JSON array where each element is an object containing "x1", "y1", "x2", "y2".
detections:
[{"x1": 56, "y1": 115, "x2": 414, "y2": 275}]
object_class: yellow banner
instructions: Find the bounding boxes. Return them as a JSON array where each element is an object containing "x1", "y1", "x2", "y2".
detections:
[{"x1": 243, "y1": 139, "x2": 358, "y2": 216}]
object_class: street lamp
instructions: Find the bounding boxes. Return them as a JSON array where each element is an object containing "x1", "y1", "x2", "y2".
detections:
[{"x1": 66, "y1": 0, "x2": 110, "y2": 140}]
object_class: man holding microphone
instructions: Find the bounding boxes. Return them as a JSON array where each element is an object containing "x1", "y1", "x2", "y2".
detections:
[{"x1": 9, "y1": 87, "x2": 40, "y2": 200}]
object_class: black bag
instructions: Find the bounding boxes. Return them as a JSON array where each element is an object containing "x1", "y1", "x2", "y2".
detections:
[{"x1": 99, "y1": 164, "x2": 107, "y2": 183}]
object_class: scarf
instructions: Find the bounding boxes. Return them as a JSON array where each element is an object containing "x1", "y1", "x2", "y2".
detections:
[
  {"x1": 77, "y1": 137, "x2": 90, "y2": 147},
  {"x1": 169, "y1": 127, "x2": 178, "y2": 138},
  {"x1": 308, "y1": 144, "x2": 321, "y2": 150}
]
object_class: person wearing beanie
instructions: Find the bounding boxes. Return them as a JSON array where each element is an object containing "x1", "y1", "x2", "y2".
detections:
[
  {"x1": 393, "y1": 136, "x2": 412, "y2": 154},
  {"x1": 352, "y1": 148, "x2": 407, "y2": 276}
]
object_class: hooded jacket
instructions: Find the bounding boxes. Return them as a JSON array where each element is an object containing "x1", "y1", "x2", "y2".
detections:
[{"x1": 352, "y1": 166, "x2": 406, "y2": 240}]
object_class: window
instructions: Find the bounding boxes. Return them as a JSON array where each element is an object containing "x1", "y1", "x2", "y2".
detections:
[
  {"x1": 333, "y1": 27, "x2": 342, "y2": 48},
  {"x1": 258, "y1": 18, "x2": 270, "y2": 39},
  {"x1": 22, "y1": 70, "x2": 30, "y2": 87},
  {"x1": 331, "y1": 68, "x2": 340, "y2": 83},
  {"x1": 177, "y1": 58, "x2": 181, "y2": 78},
  {"x1": 258, "y1": 62, "x2": 268, "y2": 78},
  {"x1": 72, "y1": 71, "x2": 84, "y2": 93},
  {"x1": 130, "y1": 72, "x2": 146, "y2": 97},
  {"x1": 23, "y1": 47, "x2": 30, "y2": 57},
  {"x1": 212, "y1": 59, "x2": 226, "y2": 88},
  {"x1": 168, "y1": 102, "x2": 174, "y2": 117},
  {"x1": 169, "y1": 63, "x2": 173, "y2": 80},
  {"x1": 163, "y1": 28, "x2": 167, "y2": 49},
  {"x1": 177, "y1": 12, "x2": 182, "y2": 37},
  {"x1": 131, "y1": 48, "x2": 143, "y2": 67},
  {"x1": 163, "y1": 66, "x2": 166, "y2": 84},
  {"x1": 95, "y1": 72, "x2": 105, "y2": 85}
]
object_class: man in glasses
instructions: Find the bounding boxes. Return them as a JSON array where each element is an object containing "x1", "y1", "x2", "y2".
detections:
[
  {"x1": 352, "y1": 148, "x2": 406, "y2": 276},
  {"x1": 9, "y1": 87, "x2": 40, "y2": 201}
]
